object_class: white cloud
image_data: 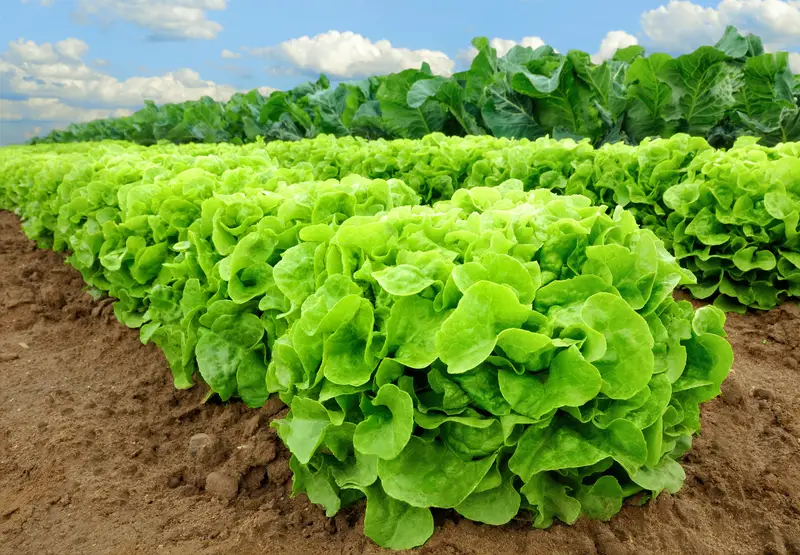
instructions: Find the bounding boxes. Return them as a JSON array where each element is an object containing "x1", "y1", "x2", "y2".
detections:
[
  {"x1": 456, "y1": 36, "x2": 548, "y2": 65},
  {"x1": 55, "y1": 37, "x2": 90, "y2": 60},
  {"x1": 7, "y1": 38, "x2": 59, "y2": 64},
  {"x1": 790, "y1": 52, "x2": 800, "y2": 72},
  {"x1": 0, "y1": 37, "x2": 260, "y2": 145},
  {"x1": 0, "y1": 36, "x2": 280, "y2": 145},
  {"x1": 0, "y1": 98, "x2": 132, "y2": 122},
  {"x1": 251, "y1": 31, "x2": 455, "y2": 77},
  {"x1": 221, "y1": 48, "x2": 242, "y2": 59},
  {"x1": 641, "y1": 0, "x2": 800, "y2": 51},
  {"x1": 492, "y1": 37, "x2": 548, "y2": 57},
  {"x1": 76, "y1": 0, "x2": 227, "y2": 40},
  {"x1": 1, "y1": 37, "x2": 240, "y2": 108},
  {"x1": 591, "y1": 30, "x2": 639, "y2": 63}
]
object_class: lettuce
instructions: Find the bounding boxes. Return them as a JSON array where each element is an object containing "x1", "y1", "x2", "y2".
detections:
[
  {"x1": 0, "y1": 141, "x2": 734, "y2": 549},
  {"x1": 266, "y1": 133, "x2": 800, "y2": 310},
  {"x1": 4, "y1": 133, "x2": 799, "y2": 311},
  {"x1": 268, "y1": 186, "x2": 732, "y2": 548},
  {"x1": 0, "y1": 142, "x2": 420, "y2": 398}
]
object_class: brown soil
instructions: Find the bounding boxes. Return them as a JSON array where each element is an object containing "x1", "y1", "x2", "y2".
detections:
[{"x1": 1, "y1": 209, "x2": 799, "y2": 555}]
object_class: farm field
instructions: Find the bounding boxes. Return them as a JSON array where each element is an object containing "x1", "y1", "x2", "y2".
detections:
[
  {"x1": 1, "y1": 210, "x2": 799, "y2": 554},
  {"x1": 2, "y1": 21, "x2": 800, "y2": 555}
]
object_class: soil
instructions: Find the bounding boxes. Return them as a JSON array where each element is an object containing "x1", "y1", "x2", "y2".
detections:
[{"x1": 1, "y1": 209, "x2": 799, "y2": 555}]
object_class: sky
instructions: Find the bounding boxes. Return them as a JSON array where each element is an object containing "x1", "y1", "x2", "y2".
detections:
[{"x1": 2, "y1": 0, "x2": 800, "y2": 145}]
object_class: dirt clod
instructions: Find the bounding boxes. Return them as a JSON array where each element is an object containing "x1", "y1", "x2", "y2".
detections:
[
  {"x1": 38, "y1": 284, "x2": 66, "y2": 309},
  {"x1": 205, "y1": 472, "x2": 239, "y2": 501},
  {"x1": 266, "y1": 457, "x2": 292, "y2": 487},
  {"x1": 721, "y1": 373, "x2": 747, "y2": 406},
  {"x1": 189, "y1": 433, "x2": 214, "y2": 457},
  {"x1": 243, "y1": 414, "x2": 264, "y2": 437},
  {"x1": 0, "y1": 352, "x2": 20, "y2": 363},
  {"x1": 753, "y1": 387, "x2": 775, "y2": 401}
]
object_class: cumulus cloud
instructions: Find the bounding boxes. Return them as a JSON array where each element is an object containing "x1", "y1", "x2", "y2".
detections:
[
  {"x1": 55, "y1": 37, "x2": 90, "y2": 60},
  {"x1": 641, "y1": 0, "x2": 800, "y2": 51},
  {"x1": 0, "y1": 37, "x2": 255, "y2": 145},
  {"x1": 1, "y1": 37, "x2": 240, "y2": 108},
  {"x1": 75, "y1": 0, "x2": 228, "y2": 40},
  {"x1": 490, "y1": 37, "x2": 548, "y2": 56},
  {"x1": 0, "y1": 98, "x2": 132, "y2": 122},
  {"x1": 250, "y1": 31, "x2": 455, "y2": 77},
  {"x1": 6, "y1": 38, "x2": 61, "y2": 64},
  {"x1": 791, "y1": 52, "x2": 800, "y2": 72},
  {"x1": 221, "y1": 48, "x2": 242, "y2": 59},
  {"x1": 0, "y1": 37, "x2": 278, "y2": 145},
  {"x1": 456, "y1": 36, "x2": 548, "y2": 65},
  {"x1": 591, "y1": 30, "x2": 639, "y2": 63}
]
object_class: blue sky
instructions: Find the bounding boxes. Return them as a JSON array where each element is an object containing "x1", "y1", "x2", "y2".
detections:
[{"x1": 2, "y1": 0, "x2": 800, "y2": 145}]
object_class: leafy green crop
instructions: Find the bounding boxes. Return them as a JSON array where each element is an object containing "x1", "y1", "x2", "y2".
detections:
[
  {"x1": 0, "y1": 142, "x2": 420, "y2": 399},
  {"x1": 0, "y1": 141, "x2": 734, "y2": 549},
  {"x1": 29, "y1": 26, "x2": 800, "y2": 151},
  {"x1": 267, "y1": 184, "x2": 732, "y2": 549},
  {"x1": 263, "y1": 133, "x2": 800, "y2": 310},
  {"x1": 5, "y1": 130, "x2": 800, "y2": 310}
]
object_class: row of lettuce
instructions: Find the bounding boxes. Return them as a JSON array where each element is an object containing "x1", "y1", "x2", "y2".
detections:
[
  {"x1": 0, "y1": 141, "x2": 733, "y2": 549},
  {"x1": 264, "y1": 133, "x2": 800, "y2": 312},
  {"x1": 11, "y1": 132, "x2": 799, "y2": 311},
  {"x1": 30, "y1": 26, "x2": 800, "y2": 150}
]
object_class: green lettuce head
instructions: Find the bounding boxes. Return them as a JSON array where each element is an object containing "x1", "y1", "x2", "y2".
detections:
[{"x1": 269, "y1": 184, "x2": 733, "y2": 549}]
